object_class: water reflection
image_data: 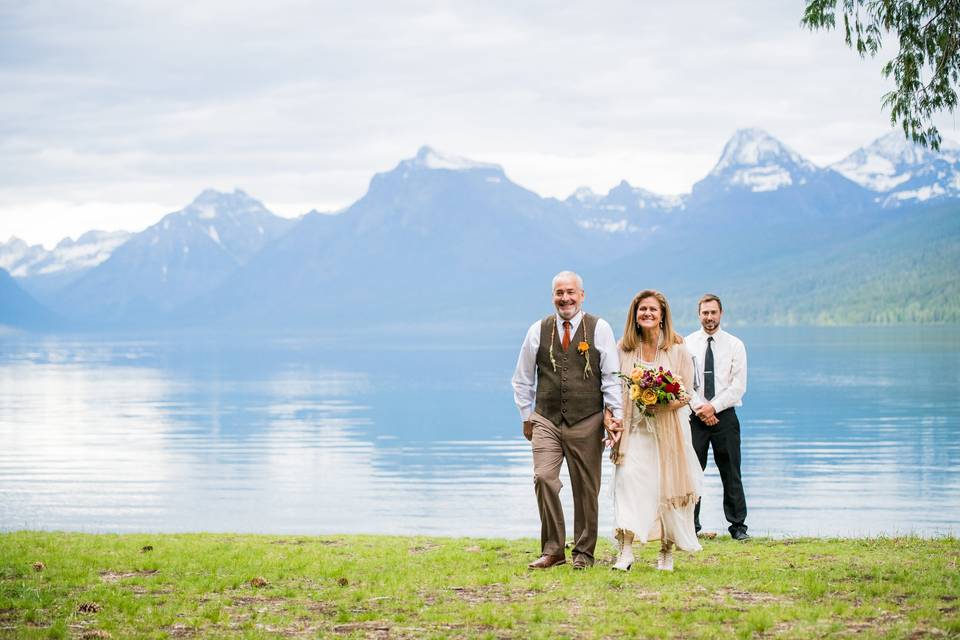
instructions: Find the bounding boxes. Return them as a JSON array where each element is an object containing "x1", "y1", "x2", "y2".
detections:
[{"x1": 0, "y1": 327, "x2": 958, "y2": 537}]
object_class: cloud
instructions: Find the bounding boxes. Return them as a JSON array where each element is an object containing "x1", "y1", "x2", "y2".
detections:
[{"x1": 2, "y1": 0, "x2": 957, "y2": 246}]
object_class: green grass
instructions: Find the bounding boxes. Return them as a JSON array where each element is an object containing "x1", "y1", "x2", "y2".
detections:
[{"x1": 0, "y1": 533, "x2": 957, "y2": 638}]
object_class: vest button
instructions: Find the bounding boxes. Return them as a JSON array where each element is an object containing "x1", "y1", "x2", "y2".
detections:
[
  {"x1": 562, "y1": 377, "x2": 567, "y2": 382},
  {"x1": 561, "y1": 408, "x2": 567, "y2": 414},
  {"x1": 563, "y1": 366, "x2": 568, "y2": 371}
]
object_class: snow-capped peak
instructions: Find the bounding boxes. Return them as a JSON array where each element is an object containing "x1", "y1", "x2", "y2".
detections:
[
  {"x1": 712, "y1": 128, "x2": 817, "y2": 174},
  {"x1": 871, "y1": 131, "x2": 959, "y2": 163},
  {"x1": 181, "y1": 189, "x2": 268, "y2": 222},
  {"x1": 707, "y1": 128, "x2": 818, "y2": 192},
  {"x1": 570, "y1": 186, "x2": 599, "y2": 203},
  {"x1": 409, "y1": 146, "x2": 503, "y2": 172},
  {"x1": 0, "y1": 230, "x2": 132, "y2": 278},
  {"x1": 830, "y1": 131, "x2": 960, "y2": 205}
]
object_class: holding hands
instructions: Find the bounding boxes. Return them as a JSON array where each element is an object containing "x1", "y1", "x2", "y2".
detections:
[{"x1": 603, "y1": 408, "x2": 623, "y2": 447}]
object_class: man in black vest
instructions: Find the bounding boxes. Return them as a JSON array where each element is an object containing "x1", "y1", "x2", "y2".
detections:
[
  {"x1": 512, "y1": 271, "x2": 623, "y2": 569},
  {"x1": 687, "y1": 294, "x2": 749, "y2": 541}
]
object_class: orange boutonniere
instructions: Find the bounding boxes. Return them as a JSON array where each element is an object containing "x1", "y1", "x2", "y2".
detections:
[{"x1": 578, "y1": 340, "x2": 593, "y2": 379}]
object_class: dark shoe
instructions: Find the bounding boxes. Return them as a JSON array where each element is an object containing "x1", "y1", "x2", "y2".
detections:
[
  {"x1": 731, "y1": 530, "x2": 751, "y2": 542},
  {"x1": 528, "y1": 554, "x2": 566, "y2": 569},
  {"x1": 572, "y1": 556, "x2": 593, "y2": 570}
]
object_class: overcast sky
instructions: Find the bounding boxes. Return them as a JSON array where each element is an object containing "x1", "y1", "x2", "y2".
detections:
[{"x1": 2, "y1": 0, "x2": 958, "y2": 247}]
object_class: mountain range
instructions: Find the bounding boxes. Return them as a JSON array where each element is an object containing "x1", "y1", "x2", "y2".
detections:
[{"x1": 2, "y1": 128, "x2": 958, "y2": 333}]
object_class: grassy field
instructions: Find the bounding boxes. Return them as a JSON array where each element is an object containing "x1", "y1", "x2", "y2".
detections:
[{"x1": 0, "y1": 532, "x2": 957, "y2": 639}]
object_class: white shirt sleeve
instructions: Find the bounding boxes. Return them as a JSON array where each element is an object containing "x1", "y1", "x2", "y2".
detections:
[
  {"x1": 511, "y1": 321, "x2": 541, "y2": 421},
  {"x1": 594, "y1": 319, "x2": 623, "y2": 420},
  {"x1": 712, "y1": 336, "x2": 747, "y2": 413}
]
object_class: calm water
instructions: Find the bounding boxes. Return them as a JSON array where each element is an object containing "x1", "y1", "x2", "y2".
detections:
[{"x1": 1, "y1": 326, "x2": 958, "y2": 538}]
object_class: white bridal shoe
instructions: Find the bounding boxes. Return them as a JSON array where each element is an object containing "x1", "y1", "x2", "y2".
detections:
[
  {"x1": 657, "y1": 542, "x2": 674, "y2": 571},
  {"x1": 612, "y1": 545, "x2": 634, "y2": 571},
  {"x1": 613, "y1": 532, "x2": 635, "y2": 571}
]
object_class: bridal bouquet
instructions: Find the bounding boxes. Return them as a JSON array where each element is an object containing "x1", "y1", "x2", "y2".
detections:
[{"x1": 617, "y1": 365, "x2": 689, "y2": 417}]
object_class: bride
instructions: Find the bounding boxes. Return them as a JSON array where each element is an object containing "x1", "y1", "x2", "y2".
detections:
[{"x1": 608, "y1": 290, "x2": 703, "y2": 571}]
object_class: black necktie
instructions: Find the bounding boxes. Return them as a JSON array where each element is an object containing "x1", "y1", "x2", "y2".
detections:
[{"x1": 704, "y1": 336, "x2": 715, "y2": 401}]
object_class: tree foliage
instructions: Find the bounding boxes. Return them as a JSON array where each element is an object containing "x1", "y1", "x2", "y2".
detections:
[{"x1": 802, "y1": 0, "x2": 960, "y2": 149}]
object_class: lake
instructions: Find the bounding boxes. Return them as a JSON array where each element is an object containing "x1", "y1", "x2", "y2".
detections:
[{"x1": 1, "y1": 326, "x2": 958, "y2": 538}]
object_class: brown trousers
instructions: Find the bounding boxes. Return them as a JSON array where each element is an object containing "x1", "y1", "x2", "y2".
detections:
[{"x1": 530, "y1": 410, "x2": 605, "y2": 563}]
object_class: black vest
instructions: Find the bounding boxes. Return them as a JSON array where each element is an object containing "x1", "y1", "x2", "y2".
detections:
[{"x1": 534, "y1": 313, "x2": 604, "y2": 426}]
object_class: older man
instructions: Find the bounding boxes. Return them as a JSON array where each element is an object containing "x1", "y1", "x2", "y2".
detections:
[
  {"x1": 512, "y1": 271, "x2": 622, "y2": 569},
  {"x1": 687, "y1": 293, "x2": 749, "y2": 541}
]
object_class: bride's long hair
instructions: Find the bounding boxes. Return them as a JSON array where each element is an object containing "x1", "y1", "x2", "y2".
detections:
[{"x1": 620, "y1": 289, "x2": 683, "y2": 352}]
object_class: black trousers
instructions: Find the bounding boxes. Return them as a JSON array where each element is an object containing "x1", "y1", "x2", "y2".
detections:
[{"x1": 690, "y1": 408, "x2": 747, "y2": 535}]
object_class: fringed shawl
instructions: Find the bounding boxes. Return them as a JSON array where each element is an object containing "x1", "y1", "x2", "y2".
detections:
[{"x1": 611, "y1": 342, "x2": 699, "y2": 510}]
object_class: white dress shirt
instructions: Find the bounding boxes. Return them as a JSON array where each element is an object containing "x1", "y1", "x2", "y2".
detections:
[
  {"x1": 685, "y1": 327, "x2": 747, "y2": 413},
  {"x1": 512, "y1": 309, "x2": 623, "y2": 421}
]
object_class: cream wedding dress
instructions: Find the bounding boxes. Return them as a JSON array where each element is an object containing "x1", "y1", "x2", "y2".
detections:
[{"x1": 612, "y1": 359, "x2": 703, "y2": 552}]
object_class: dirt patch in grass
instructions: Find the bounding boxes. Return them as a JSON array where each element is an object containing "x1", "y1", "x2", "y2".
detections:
[
  {"x1": 449, "y1": 583, "x2": 547, "y2": 606},
  {"x1": 450, "y1": 584, "x2": 508, "y2": 604},
  {"x1": 907, "y1": 626, "x2": 954, "y2": 639},
  {"x1": 331, "y1": 621, "x2": 488, "y2": 639},
  {"x1": 408, "y1": 542, "x2": 441, "y2": 555},
  {"x1": 224, "y1": 594, "x2": 336, "y2": 619},
  {"x1": 222, "y1": 599, "x2": 295, "y2": 635},
  {"x1": 762, "y1": 621, "x2": 798, "y2": 637},
  {"x1": 227, "y1": 595, "x2": 288, "y2": 608},
  {"x1": 304, "y1": 600, "x2": 335, "y2": 616},
  {"x1": 99, "y1": 569, "x2": 159, "y2": 582},
  {"x1": 715, "y1": 587, "x2": 790, "y2": 605},
  {"x1": 166, "y1": 622, "x2": 198, "y2": 637},
  {"x1": 332, "y1": 620, "x2": 393, "y2": 634},
  {"x1": 249, "y1": 620, "x2": 325, "y2": 637},
  {"x1": 841, "y1": 611, "x2": 905, "y2": 635},
  {"x1": 417, "y1": 583, "x2": 544, "y2": 607},
  {"x1": 164, "y1": 595, "x2": 341, "y2": 639}
]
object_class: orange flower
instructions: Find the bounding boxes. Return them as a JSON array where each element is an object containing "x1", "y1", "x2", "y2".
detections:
[
  {"x1": 577, "y1": 341, "x2": 589, "y2": 354},
  {"x1": 629, "y1": 367, "x2": 644, "y2": 382}
]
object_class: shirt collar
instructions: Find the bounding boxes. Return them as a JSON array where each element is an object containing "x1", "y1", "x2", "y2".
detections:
[
  {"x1": 555, "y1": 309, "x2": 584, "y2": 329},
  {"x1": 693, "y1": 326, "x2": 723, "y2": 340},
  {"x1": 703, "y1": 327, "x2": 724, "y2": 341}
]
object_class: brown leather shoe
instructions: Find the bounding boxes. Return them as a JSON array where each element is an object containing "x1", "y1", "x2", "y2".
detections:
[
  {"x1": 572, "y1": 556, "x2": 593, "y2": 570},
  {"x1": 527, "y1": 554, "x2": 566, "y2": 569}
]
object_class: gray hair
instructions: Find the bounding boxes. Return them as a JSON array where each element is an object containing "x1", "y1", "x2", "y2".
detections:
[{"x1": 551, "y1": 270, "x2": 584, "y2": 291}]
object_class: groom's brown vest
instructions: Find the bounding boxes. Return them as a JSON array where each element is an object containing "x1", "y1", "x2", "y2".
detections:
[{"x1": 534, "y1": 314, "x2": 604, "y2": 426}]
